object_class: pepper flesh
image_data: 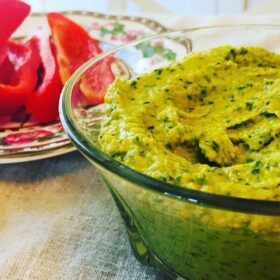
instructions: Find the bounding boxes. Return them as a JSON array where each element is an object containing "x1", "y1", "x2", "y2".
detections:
[
  {"x1": 47, "y1": 12, "x2": 115, "y2": 104},
  {"x1": 0, "y1": 0, "x2": 30, "y2": 65},
  {"x1": 79, "y1": 56, "x2": 116, "y2": 104},
  {"x1": 25, "y1": 30, "x2": 63, "y2": 122},
  {"x1": 0, "y1": 38, "x2": 40, "y2": 115},
  {"x1": 47, "y1": 12, "x2": 102, "y2": 84}
]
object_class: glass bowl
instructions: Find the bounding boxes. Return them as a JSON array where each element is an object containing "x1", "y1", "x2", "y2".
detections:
[{"x1": 60, "y1": 26, "x2": 280, "y2": 280}]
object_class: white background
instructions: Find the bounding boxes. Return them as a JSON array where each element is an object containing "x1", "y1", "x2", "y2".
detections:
[{"x1": 24, "y1": 0, "x2": 267, "y2": 15}]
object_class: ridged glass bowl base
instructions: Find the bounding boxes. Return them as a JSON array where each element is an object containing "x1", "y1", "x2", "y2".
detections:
[{"x1": 102, "y1": 176, "x2": 186, "y2": 280}]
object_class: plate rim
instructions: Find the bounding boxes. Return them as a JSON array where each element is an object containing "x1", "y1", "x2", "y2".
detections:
[
  {"x1": 0, "y1": 144, "x2": 76, "y2": 164},
  {"x1": 31, "y1": 10, "x2": 170, "y2": 33}
]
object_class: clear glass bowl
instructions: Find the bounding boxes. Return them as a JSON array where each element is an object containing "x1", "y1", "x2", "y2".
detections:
[{"x1": 60, "y1": 26, "x2": 280, "y2": 280}]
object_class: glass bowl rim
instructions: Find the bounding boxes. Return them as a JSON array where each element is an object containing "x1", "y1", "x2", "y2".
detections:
[{"x1": 60, "y1": 24, "x2": 280, "y2": 216}]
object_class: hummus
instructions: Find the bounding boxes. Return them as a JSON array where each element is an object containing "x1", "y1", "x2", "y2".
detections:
[{"x1": 99, "y1": 46, "x2": 280, "y2": 200}]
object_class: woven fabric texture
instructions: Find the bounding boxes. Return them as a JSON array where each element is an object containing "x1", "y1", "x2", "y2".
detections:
[{"x1": 0, "y1": 152, "x2": 166, "y2": 280}]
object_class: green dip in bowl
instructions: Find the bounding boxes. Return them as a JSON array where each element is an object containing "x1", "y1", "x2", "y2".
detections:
[{"x1": 60, "y1": 25, "x2": 280, "y2": 280}]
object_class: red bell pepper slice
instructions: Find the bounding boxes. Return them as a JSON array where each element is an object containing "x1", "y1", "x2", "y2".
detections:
[
  {"x1": 0, "y1": 46, "x2": 14, "y2": 85},
  {"x1": 0, "y1": 0, "x2": 31, "y2": 65},
  {"x1": 47, "y1": 12, "x2": 102, "y2": 84},
  {"x1": 47, "y1": 12, "x2": 115, "y2": 104},
  {"x1": 0, "y1": 44, "x2": 8, "y2": 67},
  {"x1": 0, "y1": 0, "x2": 31, "y2": 47},
  {"x1": 79, "y1": 56, "x2": 115, "y2": 104},
  {"x1": 0, "y1": 38, "x2": 40, "y2": 115},
  {"x1": 25, "y1": 30, "x2": 63, "y2": 122}
]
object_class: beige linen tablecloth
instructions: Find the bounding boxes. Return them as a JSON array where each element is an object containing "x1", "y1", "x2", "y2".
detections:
[
  {"x1": 2, "y1": 13, "x2": 280, "y2": 280},
  {"x1": 0, "y1": 152, "x2": 166, "y2": 280}
]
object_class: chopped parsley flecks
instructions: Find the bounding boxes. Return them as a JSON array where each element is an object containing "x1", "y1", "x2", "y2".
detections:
[
  {"x1": 251, "y1": 161, "x2": 262, "y2": 175},
  {"x1": 211, "y1": 141, "x2": 220, "y2": 152},
  {"x1": 245, "y1": 101, "x2": 254, "y2": 111}
]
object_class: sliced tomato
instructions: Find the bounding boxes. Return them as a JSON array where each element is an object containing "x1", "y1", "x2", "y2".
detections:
[
  {"x1": 47, "y1": 12, "x2": 102, "y2": 84},
  {"x1": 0, "y1": 38, "x2": 40, "y2": 115},
  {"x1": 25, "y1": 30, "x2": 63, "y2": 122}
]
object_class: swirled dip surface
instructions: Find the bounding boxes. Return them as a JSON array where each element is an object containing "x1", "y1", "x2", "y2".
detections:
[{"x1": 100, "y1": 46, "x2": 280, "y2": 200}]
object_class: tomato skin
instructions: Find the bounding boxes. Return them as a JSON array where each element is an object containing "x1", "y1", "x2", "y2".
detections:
[
  {"x1": 0, "y1": 38, "x2": 40, "y2": 115},
  {"x1": 47, "y1": 12, "x2": 102, "y2": 84},
  {"x1": 25, "y1": 30, "x2": 63, "y2": 123}
]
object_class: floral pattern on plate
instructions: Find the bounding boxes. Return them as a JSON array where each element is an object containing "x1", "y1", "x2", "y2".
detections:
[{"x1": 0, "y1": 122, "x2": 66, "y2": 151}]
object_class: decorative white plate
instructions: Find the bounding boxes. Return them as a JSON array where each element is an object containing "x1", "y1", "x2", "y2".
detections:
[{"x1": 0, "y1": 11, "x2": 189, "y2": 164}]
